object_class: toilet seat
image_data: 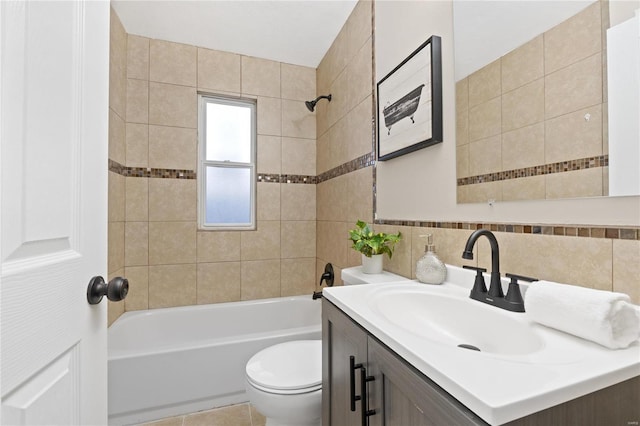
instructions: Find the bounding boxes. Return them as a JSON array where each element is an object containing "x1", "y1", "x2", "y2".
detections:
[{"x1": 246, "y1": 340, "x2": 321, "y2": 395}]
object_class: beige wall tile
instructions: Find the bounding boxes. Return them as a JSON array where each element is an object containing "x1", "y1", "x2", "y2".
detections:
[
  {"x1": 281, "y1": 184, "x2": 316, "y2": 221},
  {"x1": 501, "y1": 78, "x2": 544, "y2": 133},
  {"x1": 241, "y1": 221, "x2": 280, "y2": 260},
  {"x1": 149, "y1": 264, "x2": 197, "y2": 308},
  {"x1": 125, "y1": 123, "x2": 148, "y2": 168},
  {"x1": 346, "y1": 38, "x2": 373, "y2": 112},
  {"x1": 613, "y1": 239, "x2": 640, "y2": 304},
  {"x1": 468, "y1": 59, "x2": 501, "y2": 108},
  {"x1": 347, "y1": 168, "x2": 373, "y2": 223},
  {"x1": 544, "y1": 2, "x2": 602, "y2": 75},
  {"x1": 347, "y1": 0, "x2": 372, "y2": 60},
  {"x1": 480, "y1": 233, "x2": 612, "y2": 291},
  {"x1": 109, "y1": 108, "x2": 126, "y2": 165},
  {"x1": 282, "y1": 137, "x2": 316, "y2": 176},
  {"x1": 241, "y1": 56, "x2": 280, "y2": 98},
  {"x1": 148, "y1": 221, "x2": 196, "y2": 265},
  {"x1": 316, "y1": 175, "x2": 348, "y2": 222},
  {"x1": 502, "y1": 122, "x2": 545, "y2": 170},
  {"x1": 257, "y1": 182, "x2": 281, "y2": 221},
  {"x1": 149, "y1": 82, "x2": 197, "y2": 128},
  {"x1": 126, "y1": 78, "x2": 149, "y2": 124},
  {"x1": 197, "y1": 48, "x2": 241, "y2": 93},
  {"x1": 320, "y1": 24, "x2": 348, "y2": 91},
  {"x1": 456, "y1": 144, "x2": 469, "y2": 179},
  {"x1": 281, "y1": 63, "x2": 316, "y2": 102},
  {"x1": 241, "y1": 260, "x2": 280, "y2": 300},
  {"x1": 282, "y1": 99, "x2": 316, "y2": 139},
  {"x1": 125, "y1": 177, "x2": 148, "y2": 221},
  {"x1": 316, "y1": 132, "x2": 330, "y2": 175},
  {"x1": 125, "y1": 221, "x2": 148, "y2": 266},
  {"x1": 317, "y1": 221, "x2": 349, "y2": 268},
  {"x1": 143, "y1": 416, "x2": 183, "y2": 426},
  {"x1": 184, "y1": 404, "x2": 251, "y2": 426},
  {"x1": 456, "y1": 78, "x2": 469, "y2": 112},
  {"x1": 468, "y1": 97, "x2": 501, "y2": 142},
  {"x1": 197, "y1": 262, "x2": 241, "y2": 304},
  {"x1": 257, "y1": 135, "x2": 281, "y2": 174},
  {"x1": 124, "y1": 265, "x2": 148, "y2": 311},
  {"x1": 257, "y1": 97, "x2": 282, "y2": 136},
  {"x1": 545, "y1": 104, "x2": 603, "y2": 163},
  {"x1": 545, "y1": 53, "x2": 602, "y2": 120},
  {"x1": 346, "y1": 96, "x2": 374, "y2": 160},
  {"x1": 281, "y1": 221, "x2": 316, "y2": 258},
  {"x1": 501, "y1": 35, "x2": 543, "y2": 93},
  {"x1": 468, "y1": 135, "x2": 502, "y2": 176},
  {"x1": 148, "y1": 125, "x2": 197, "y2": 170},
  {"x1": 148, "y1": 179, "x2": 196, "y2": 221},
  {"x1": 196, "y1": 231, "x2": 241, "y2": 263},
  {"x1": 456, "y1": 106, "x2": 469, "y2": 147},
  {"x1": 546, "y1": 168, "x2": 604, "y2": 199},
  {"x1": 502, "y1": 176, "x2": 546, "y2": 201},
  {"x1": 456, "y1": 185, "x2": 471, "y2": 204},
  {"x1": 108, "y1": 171, "x2": 125, "y2": 222},
  {"x1": 327, "y1": 117, "x2": 348, "y2": 170},
  {"x1": 462, "y1": 181, "x2": 503, "y2": 204},
  {"x1": 376, "y1": 225, "x2": 412, "y2": 278},
  {"x1": 108, "y1": 221, "x2": 125, "y2": 274},
  {"x1": 109, "y1": 8, "x2": 127, "y2": 119},
  {"x1": 281, "y1": 258, "x2": 316, "y2": 297},
  {"x1": 149, "y1": 39, "x2": 196, "y2": 87},
  {"x1": 327, "y1": 70, "x2": 349, "y2": 129},
  {"x1": 127, "y1": 35, "x2": 149, "y2": 80},
  {"x1": 107, "y1": 270, "x2": 125, "y2": 326}
]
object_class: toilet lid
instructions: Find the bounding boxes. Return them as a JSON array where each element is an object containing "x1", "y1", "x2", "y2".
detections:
[{"x1": 246, "y1": 340, "x2": 322, "y2": 392}]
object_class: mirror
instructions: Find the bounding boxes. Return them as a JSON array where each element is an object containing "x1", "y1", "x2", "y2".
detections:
[{"x1": 454, "y1": 0, "x2": 640, "y2": 203}]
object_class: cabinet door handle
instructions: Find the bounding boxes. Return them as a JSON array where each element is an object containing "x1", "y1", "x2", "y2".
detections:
[
  {"x1": 360, "y1": 366, "x2": 376, "y2": 426},
  {"x1": 349, "y1": 355, "x2": 363, "y2": 411}
]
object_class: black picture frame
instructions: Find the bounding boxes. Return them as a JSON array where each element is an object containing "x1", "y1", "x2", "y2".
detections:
[{"x1": 377, "y1": 35, "x2": 442, "y2": 161}]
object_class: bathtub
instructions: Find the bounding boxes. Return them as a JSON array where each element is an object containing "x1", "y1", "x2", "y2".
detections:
[{"x1": 107, "y1": 295, "x2": 321, "y2": 426}]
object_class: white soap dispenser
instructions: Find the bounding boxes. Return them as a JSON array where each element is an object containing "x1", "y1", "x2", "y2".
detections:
[{"x1": 416, "y1": 234, "x2": 447, "y2": 284}]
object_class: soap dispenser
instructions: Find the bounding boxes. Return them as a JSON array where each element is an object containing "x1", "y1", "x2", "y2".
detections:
[{"x1": 416, "y1": 234, "x2": 447, "y2": 284}]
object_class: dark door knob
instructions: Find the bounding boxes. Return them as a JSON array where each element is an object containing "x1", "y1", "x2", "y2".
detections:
[{"x1": 87, "y1": 276, "x2": 128, "y2": 305}]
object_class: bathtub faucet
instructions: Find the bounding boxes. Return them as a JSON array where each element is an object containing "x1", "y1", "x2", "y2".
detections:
[{"x1": 312, "y1": 263, "x2": 334, "y2": 300}]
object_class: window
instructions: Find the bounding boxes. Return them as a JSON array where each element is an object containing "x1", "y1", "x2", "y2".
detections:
[{"x1": 198, "y1": 95, "x2": 256, "y2": 230}]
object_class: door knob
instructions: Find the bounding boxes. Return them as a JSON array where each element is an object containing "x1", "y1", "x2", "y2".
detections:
[{"x1": 87, "y1": 276, "x2": 128, "y2": 305}]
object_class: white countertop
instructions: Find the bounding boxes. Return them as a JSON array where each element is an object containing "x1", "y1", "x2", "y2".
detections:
[{"x1": 325, "y1": 265, "x2": 640, "y2": 425}]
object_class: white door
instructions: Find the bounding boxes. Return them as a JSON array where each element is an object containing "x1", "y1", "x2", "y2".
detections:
[{"x1": 1, "y1": 1, "x2": 110, "y2": 424}]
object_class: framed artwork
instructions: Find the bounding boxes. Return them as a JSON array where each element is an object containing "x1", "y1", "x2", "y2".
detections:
[{"x1": 377, "y1": 35, "x2": 442, "y2": 161}]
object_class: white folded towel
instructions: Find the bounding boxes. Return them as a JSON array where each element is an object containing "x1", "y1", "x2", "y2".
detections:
[{"x1": 525, "y1": 280, "x2": 640, "y2": 349}]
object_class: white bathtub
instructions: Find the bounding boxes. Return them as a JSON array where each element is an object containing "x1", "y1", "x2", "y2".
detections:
[{"x1": 108, "y1": 295, "x2": 321, "y2": 425}]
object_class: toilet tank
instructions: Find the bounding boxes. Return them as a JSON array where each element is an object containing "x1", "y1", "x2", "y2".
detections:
[{"x1": 341, "y1": 266, "x2": 411, "y2": 285}]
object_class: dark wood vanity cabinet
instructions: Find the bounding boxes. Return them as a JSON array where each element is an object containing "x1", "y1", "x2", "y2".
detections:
[
  {"x1": 322, "y1": 298, "x2": 640, "y2": 426},
  {"x1": 322, "y1": 299, "x2": 484, "y2": 426}
]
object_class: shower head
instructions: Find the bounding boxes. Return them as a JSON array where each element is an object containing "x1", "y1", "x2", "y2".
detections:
[{"x1": 305, "y1": 94, "x2": 332, "y2": 112}]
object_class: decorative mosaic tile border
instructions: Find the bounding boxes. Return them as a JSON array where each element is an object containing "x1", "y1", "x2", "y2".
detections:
[
  {"x1": 316, "y1": 152, "x2": 376, "y2": 184},
  {"x1": 109, "y1": 160, "x2": 196, "y2": 179},
  {"x1": 374, "y1": 219, "x2": 639, "y2": 241},
  {"x1": 110, "y1": 160, "x2": 318, "y2": 184},
  {"x1": 457, "y1": 155, "x2": 608, "y2": 186}
]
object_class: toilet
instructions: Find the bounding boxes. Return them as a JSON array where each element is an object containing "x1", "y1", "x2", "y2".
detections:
[
  {"x1": 245, "y1": 267, "x2": 410, "y2": 425},
  {"x1": 245, "y1": 340, "x2": 322, "y2": 426}
]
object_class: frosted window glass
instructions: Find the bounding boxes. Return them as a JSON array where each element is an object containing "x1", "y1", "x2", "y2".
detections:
[
  {"x1": 205, "y1": 166, "x2": 251, "y2": 224},
  {"x1": 206, "y1": 102, "x2": 251, "y2": 162}
]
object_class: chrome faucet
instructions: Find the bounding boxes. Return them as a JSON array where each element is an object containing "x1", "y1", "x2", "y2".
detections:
[{"x1": 462, "y1": 229, "x2": 535, "y2": 312}]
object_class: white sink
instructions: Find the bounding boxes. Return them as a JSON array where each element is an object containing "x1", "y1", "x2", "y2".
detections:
[{"x1": 367, "y1": 288, "x2": 544, "y2": 355}]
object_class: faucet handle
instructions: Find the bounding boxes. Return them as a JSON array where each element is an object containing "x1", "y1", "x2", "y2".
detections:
[
  {"x1": 504, "y1": 273, "x2": 538, "y2": 312},
  {"x1": 463, "y1": 265, "x2": 488, "y2": 296}
]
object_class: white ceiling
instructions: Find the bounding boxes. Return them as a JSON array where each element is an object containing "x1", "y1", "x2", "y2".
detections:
[{"x1": 111, "y1": 0, "x2": 358, "y2": 68}]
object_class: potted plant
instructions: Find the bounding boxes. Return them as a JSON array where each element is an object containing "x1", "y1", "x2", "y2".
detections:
[{"x1": 348, "y1": 220, "x2": 402, "y2": 274}]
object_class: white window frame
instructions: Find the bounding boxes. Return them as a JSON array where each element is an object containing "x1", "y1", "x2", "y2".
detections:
[{"x1": 198, "y1": 94, "x2": 257, "y2": 230}]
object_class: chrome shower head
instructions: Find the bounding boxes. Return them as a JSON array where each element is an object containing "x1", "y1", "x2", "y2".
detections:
[{"x1": 305, "y1": 94, "x2": 332, "y2": 112}]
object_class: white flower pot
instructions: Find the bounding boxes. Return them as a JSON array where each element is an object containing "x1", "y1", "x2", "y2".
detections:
[{"x1": 361, "y1": 254, "x2": 383, "y2": 274}]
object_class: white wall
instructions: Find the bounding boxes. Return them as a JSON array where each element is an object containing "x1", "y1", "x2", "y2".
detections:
[{"x1": 375, "y1": 0, "x2": 640, "y2": 226}]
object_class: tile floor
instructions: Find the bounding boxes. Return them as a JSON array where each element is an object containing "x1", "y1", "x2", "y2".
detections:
[{"x1": 139, "y1": 403, "x2": 265, "y2": 426}]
